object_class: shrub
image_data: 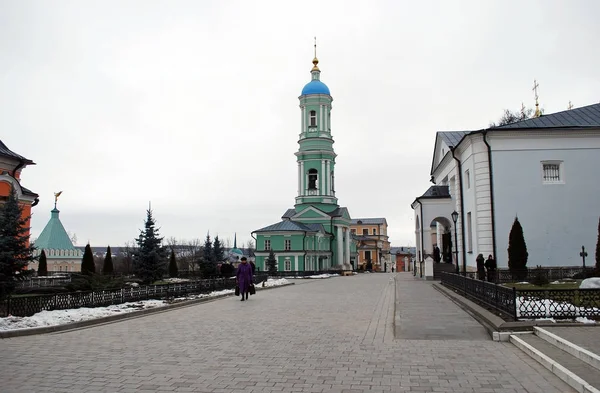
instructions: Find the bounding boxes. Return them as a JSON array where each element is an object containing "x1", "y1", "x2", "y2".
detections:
[{"x1": 530, "y1": 265, "x2": 549, "y2": 286}]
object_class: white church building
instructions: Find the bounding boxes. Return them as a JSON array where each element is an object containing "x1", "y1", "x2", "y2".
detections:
[{"x1": 412, "y1": 103, "x2": 600, "y2": 271}]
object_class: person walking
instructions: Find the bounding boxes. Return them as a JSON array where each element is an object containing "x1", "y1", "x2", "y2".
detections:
[
  {"x1": 476, "y1": 253, "x2": 486, "y2": 281},
  {"x1": 485, "y1": 254, "x2": 497, "y2": 283},
  {"x1": 236, "y1": 257, "x2": 253, "y2": 301}
]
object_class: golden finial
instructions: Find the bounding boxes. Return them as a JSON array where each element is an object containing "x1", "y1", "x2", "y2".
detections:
[
  {"x1": 532, "y1": 79, "x2": 541, "y2": 118},
  {"x1": 311, "y1": 36, "x2": 320, "y2": 72},
  {"x1": 568, "y1": 100, "x2": 573, "y2": 110},
  {"x1": 54, "y1": 191, "x2": 63, "y2": 209}
]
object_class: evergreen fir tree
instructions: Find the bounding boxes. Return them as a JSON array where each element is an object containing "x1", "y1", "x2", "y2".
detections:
[
  {"x1": 0, "y1": 186, "x2": 35, "y2": 299},
  {"x1": 134, "y1": 208, "x2": 166, "y2": 283},
  {"x1": 38, "y1": 250, "x2": 48, "y2": 276},
  {"x1": 200, "y1": 234, "x2": 217, "y2": 278},
  {"x1": 81, "y1": 244, "x2": 96, "y2": 276},
  {"x1": 102, "y1": 246, "x2": 114, "y2": 275},
  {"x1": 267, "y1": 250, "x2": 277, "y2": 276},
  {"x1": 169, "y1": 249, "x2": 178, "y2": 278},
  {"x1": 213, "y1": 236, "x2": 225, "y2": 263},
  {"x1": 595, "y1": 217, "x2": 600, "y2": 273},
  {"x1": 507, "y1": 217, "x2": 528, "y2": 280}
]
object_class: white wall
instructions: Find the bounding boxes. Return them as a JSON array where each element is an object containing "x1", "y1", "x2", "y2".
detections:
[{"x1": 491, "y1": 131, "x2": 600, "y2": 267}]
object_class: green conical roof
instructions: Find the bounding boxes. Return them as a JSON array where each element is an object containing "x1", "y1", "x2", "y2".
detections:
[{"x1": 34, "y1": 208, "x2": 77, "y2": 250}]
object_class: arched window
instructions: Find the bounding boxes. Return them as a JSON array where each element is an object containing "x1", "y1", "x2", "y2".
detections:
[
  {"x1": 308, "y1": 169, "x2": 318, "y2": 190},
  {"x1": 309, "y1": 110, "x2": 317, "y2": 127},
  {"x1": 331, "y1": 171, "x2": 335, "y2": 192}
]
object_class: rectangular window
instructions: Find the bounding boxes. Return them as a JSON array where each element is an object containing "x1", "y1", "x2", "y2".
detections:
[
  {"x1": 365, "y1": 250, "x2": 371, "y2": 261},
  {"x1": 284, "y1": 239, "x2": 291, "y2": 251},
  {"x1": 309, "y1": 110, "x2": 317, "y2": 127},
  {"x1": 362, "y1": 229, "x2": 368, "y2": 235},
  {"x1": 542, "y1": 161, "x2": 563, "y2": 183},
  {"x1": 284, "y1": 259, "x2": 291, "y2": 271},
  {"x1": 372, "y1": 228, "x2": 377, "y2": 235},
  {"x1": 467, "y1": 212, "x2": 473, "y2": 253},
  {"x1": 264, "y1": 239, "x2": 271, "y2": 251},
  {"x1": 351, "y1": 229, "x2": 356, "y2": 235},
  {"x1": 465, "y1": 169, "x2": 471, "y2": 189}
]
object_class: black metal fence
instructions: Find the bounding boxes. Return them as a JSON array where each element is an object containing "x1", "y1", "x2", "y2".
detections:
[
  {"x1": 441, "y1": 272, "x2": 600, "y2": 321},
  {"x1": 2, "y1": 273, "x2": 269, "y2": 318},
  {"x1": 494, "y1": 266, "x2": 595, "y2": 283}
]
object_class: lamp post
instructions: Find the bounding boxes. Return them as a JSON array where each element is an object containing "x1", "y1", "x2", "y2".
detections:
[{"x1": 451, "y1": 210, "x2": 459, "y2": 274}]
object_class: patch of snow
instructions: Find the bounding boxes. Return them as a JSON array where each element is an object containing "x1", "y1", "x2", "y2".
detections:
[
  {"x1": 517, "y1": 296, "x2": 600, "y2": 319},
  {"x1": 575, "y1": 317, "x2": 597, "y2": 324},
  {"x1": 257, "y1": 278, "x2": 290, "y2": 288},
  {"x1": 0, "y1": 300, "x2": 165, "y2": 331},
  {"x1": 580, "y1": 278, "x2": 600, "y2": 289},
  {"x1": 125, "y1": 282, "x2": 140, "y2": 287},
  {"x1": 161, "y1": 278, "x2": 191, "y2": 283},
  {"x1": 517, "y1": 281, "x2": 530, "y2": 284}
]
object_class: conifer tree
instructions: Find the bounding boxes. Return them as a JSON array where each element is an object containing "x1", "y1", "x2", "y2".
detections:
[
  {"x1": 134, "y1": 208, "x2": 166, "y2": 283},
  {"x1": 213, "y1": 236, "x2": 225, "y2": 263},
  {"x1": 102, "y1": 245, "x2": 114, "y2": 275},
  {"x1": 169, "y1": 249, "x2": 178, "y2": 278},
  {"x1": 38, "y1": 250, "x2": 48, "y2": 276},
  {"x1": 508, "y1": 217, "x2": 528, "y2": 280},
  {"x1": 267, "y1": 250, "x2": 277, "y2": 276},
  {"x1": 0, "y1": 186, "x2": 35, "y2": 298},
  {"x1": 200, "y1": 234, "x2": 217, "y2": 278},
  {"x1": 81, "y1": 244, "x2": 96, "y2": 275},
  {"x1": 595, "y1": 217, "x2": 600, "y2": 273}
]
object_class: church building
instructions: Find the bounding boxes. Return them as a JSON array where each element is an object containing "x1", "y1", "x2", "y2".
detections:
[
  {"x1": 412, "y1": 102, "x2": 600, "y2": 271},
  {"x1": 252, "y1": 48, "x2": 355, "y2": 272}
]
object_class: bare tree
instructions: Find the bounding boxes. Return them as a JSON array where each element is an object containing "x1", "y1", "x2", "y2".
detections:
[
  {"x1": 489, "y1": 107, "x2": 533, "y2": 127},
  {"x1": 223, "y1": 237, "x2": 232, "y2": 249},
  {"x1": 67, "y1": 231, "x2": 78, "y2": 246},
  {"x1": 178, "y1": 238, "x2": 202, "y2": 272},
  {"x1": 165, "y1": 236, "x2": 178, "y2": 252},
  {"x1": 246, "y1": 239, "x2": 255, "y2": 257},
  {"x1": 114, "y1": 241, "x2": 135, "y2": 274}
]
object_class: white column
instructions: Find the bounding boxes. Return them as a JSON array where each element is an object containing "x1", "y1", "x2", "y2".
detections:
[
  {"x1": 320, "y1": 105, "x2": 323, "y2": 131},
  {"x1": 345, "y1": 228, "x2": 350, "y2": 268},
  {"x1": 326, "y1": 160, "x2": 330, "y2": 196},
  {"x1": 300, "y1": 161, "x2": 304, "y2": 196},
  {"x1": 336, "y1": 226, "x2": 343, "y2": 267},
  {"x1": 321, "y1": 160, "x2": 325, "y2": 194},
  {"x1": 297, "y1": 162, "x2": 301, "y2": 196}
]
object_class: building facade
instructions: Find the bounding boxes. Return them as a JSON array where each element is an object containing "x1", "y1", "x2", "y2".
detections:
[
  {"x1": 253, "y1": 52, "x2": 355, "y2": 272},
  {"x1": 350, "y1": 218, "x2": 391, "y2": 271},
  {"x1": 0, "y1": 140, "x2": 38, "y2": 248},
  {"x1": 30, "y1": 199, "x2": 83, "y2": 273},
  {"x1": 412, "y1": 103, "x2": 600, "y2": 270}
]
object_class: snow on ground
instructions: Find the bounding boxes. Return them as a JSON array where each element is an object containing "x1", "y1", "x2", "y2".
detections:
[
  {"x1": 282, "y1": 274, "x2": 339, "y2": 279},
  {"x1": 0, "y1": 278, "x2": 291, "y2": 331},
  {"x1": 517, "y1": 296, "x2": 599, "y2": 323},
  {"x1": 161, "y1": 278, "x2": 191, "y2": 283}
]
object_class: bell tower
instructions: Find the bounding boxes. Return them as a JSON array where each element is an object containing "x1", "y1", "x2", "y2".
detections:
[{"x1": 295, "y1": 39, "x2": 338, "y2": 213}]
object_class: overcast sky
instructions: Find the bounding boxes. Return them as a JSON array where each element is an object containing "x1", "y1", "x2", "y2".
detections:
[{"x1": 2, "y1": 0, "x2": 599, "y2": 248}]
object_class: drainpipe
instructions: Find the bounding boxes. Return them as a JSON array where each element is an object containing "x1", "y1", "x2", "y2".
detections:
[
  {"x1": 482, "y1": 131, "x2": 498, "y2": 261},
  {"x1": 419, "y1": 203, "x2": 424, "y2": 262},
  {"x1": 328, "y1": 216, "x2": 334, "y2": 271},
  {"x1": 12, "y1": 159, "x2": 25, "y2": 178},
  {"x1": 451, "y1": 147, "x2": 467, "y2": 274}
]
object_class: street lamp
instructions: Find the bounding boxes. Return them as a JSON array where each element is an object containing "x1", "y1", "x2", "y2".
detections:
[{"x1": 451, "y1": 210, "x2": 459, "y2": 274}]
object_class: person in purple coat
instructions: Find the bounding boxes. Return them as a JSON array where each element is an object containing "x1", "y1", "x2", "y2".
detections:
[{"x1": 236, "y1": 257, "x2": 253, "y2": 301}]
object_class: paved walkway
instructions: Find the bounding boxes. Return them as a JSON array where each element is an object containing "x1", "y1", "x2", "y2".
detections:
[{"x1": 0, "y1": 273, "x2": 574, "y2": 392}]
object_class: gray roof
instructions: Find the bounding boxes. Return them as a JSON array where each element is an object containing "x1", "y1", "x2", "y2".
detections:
[
  {"x1": 253, "y1": 220, "x2": 318, "y2": 233},
  {"x1": 0, "y1": 140, "x2": 34, "y2": 164},
  {"x1": 495, "y1": 103, "x2": 600, "y2": 129},
  {"x1": 351, "y1": 218, "x2": 387, "y2": 225},
  {"x1": 328, "y1": 207, "x2": 349, "y2": 218},
  {"x1": 282, "y1": 208, "x2": 296, "y2": 219},
  {"x1": 439, "y1": 131, "x2": 469, "y2": 148},
  {"x1": 420, "y1": 185, "x2": 450, "y2": 198},
  {"x1": 390, "y1": 246, "x2": 416, "y2": 255}
]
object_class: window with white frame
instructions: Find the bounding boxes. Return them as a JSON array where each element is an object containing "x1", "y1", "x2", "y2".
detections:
[
  {"x1": 264, "y1": 239, "x2": 271, "y2": 250},
  {"x1": 465, "y1": 169, "x2": 471, "y2": 189},
  {"x1": 373, "y1": 228, "x2": 377, "y2": 235},
  {"x1": 284, "y1": 239, "x2": 291, "y2": 251},
  {"x1": 309, "y1": 110, "x2": 317, "y2": 127},
  {"x1": 467, "y1": 212, "x2": 473, "y2": 253},
  {"x1": 284, "y1": 258, "x2": 291, "y2": 271},
  {"x1": 542, "y1": 161, "x2": 563, "y2": 183}
]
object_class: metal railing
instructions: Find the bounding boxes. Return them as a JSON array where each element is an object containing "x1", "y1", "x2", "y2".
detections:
[
  {"x1": 440, "y1": 272, "x2": 600, "y2": 321},
  {"x1": 2, "y1": 273, "x2": 268, "y2": 317}
]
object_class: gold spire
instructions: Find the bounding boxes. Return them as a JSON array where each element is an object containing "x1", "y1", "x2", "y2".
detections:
[
  {"x1": 532, "y1": 79, "x2": 541, "y2": 117},
  {"x1": 54, "y1": 191, "x2": 62, "y2": 209},
  {"x1": 568, "y1": 100, "x2": 573, "y2": 110},
  {"x1": 311, "y1": 36, "x2": 320, "y2": 72}
]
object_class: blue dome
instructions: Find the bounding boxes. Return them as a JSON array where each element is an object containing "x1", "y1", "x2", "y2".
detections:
[{"x1": 301, "y1": 80, "x2": 330, "y2": 96}]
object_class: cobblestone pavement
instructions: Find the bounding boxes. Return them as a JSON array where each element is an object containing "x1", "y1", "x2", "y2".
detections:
[{"x1": 0, "y1": 273, "x2": 574, "y2": 392}]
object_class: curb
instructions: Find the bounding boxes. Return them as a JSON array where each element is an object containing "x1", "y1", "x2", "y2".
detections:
[
  {"x1": 535, "y1": 327, "x2": 600, "y2": 371},
  {"x1": 510, "y1": 334, "x2": 600, "y2": 393},
  {"x1": 0, "y1": 282, "x2": 294, "y2": 339}
]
